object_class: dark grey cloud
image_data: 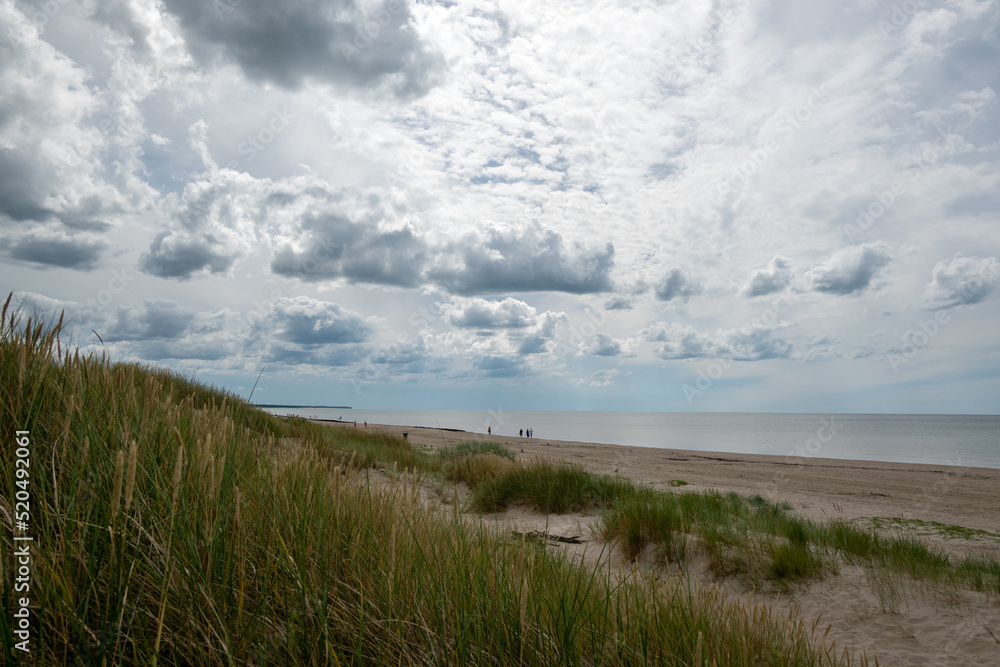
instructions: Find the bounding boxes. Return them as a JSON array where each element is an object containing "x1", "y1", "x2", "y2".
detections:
[
  {"x1": 0, "y1": 149, "x2": 55, "y2": 223},
  {"x1": 806, "y1": 243, "x2": 891, "y2": 295},
  {"x1": 433, "y1": 222, "x2": 614, "y2": 295},
  {"x1": 741, "y1": 256, "x2": 792, "y2": 297},
  {"x1": 271, "y1": 213, "x2": 426, "y2": 287},
  {"x1": 923, "y1": 254, "x2": 1000, "y2": 308},
  {"x1": 3, "y1": 233, "x2": 106, "y2": 270},
  {"x1": 654, "y1": 269, "x2": 702, "y2": 302},
  {"x1": 102, "y1": 300, "x2": 196, "y2": 342},
  {"x1": 160, "y1": 0, "x2": 443, "y2": 97},
  {"x1": 646, "y1": 323, "x2": 791, "y2": 361},
  {"x1": 271, "y1": 296, "x2": 371, "y2": 344},
  {"x1": 447, "y1": 297, "x2": 536, "y2": 329},
  {"x1": 139, "y1": 230, "x2": 238, "y2": 279}
]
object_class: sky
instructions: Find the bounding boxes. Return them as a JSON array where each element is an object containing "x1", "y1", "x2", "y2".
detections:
[{"x1": 2, "y1": 0, "x2": 999, "y2": 414}]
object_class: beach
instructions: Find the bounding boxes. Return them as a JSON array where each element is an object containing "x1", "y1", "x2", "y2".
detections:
[
  {"x1": 326, "y1": 420, "x2": 1000, "y2": 540},
  {"x1": 321, "y1": 419, "x2": 1000, "y2": 666}
]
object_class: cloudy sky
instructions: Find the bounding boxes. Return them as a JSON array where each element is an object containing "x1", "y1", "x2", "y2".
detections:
[{"x1": 3, "y1": 0, "x2": 999, "y2": 413}]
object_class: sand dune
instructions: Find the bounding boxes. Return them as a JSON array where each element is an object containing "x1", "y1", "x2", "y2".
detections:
[{"x1": 322, "y1": 420, "x2": 1000, "y2": 666}]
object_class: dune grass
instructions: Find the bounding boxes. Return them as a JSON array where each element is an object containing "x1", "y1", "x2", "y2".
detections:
[
  {"x1": 0, "y1": 298, "x2": 850, "y2": 665},
  {"x1": 319, "y1": 414, "x2": 999, "y2": 598},
  {"x1": 599, "y1": 484, "x2": 1000, "y2": 596},
  {"x1": 469, "y1": 458, "x2": 635, "y2": 514}
]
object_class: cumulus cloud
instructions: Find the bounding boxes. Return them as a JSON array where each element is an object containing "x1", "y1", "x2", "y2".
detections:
[
  {"x1": 923, "y1": 254, "x2": 1000, "y2": 308},
  {"x1": 102, "y1": 300, "x2": 196, "y2": 341},
  {"x1": 270, "y1": 296, "x2": 371, "y2": 345},
  {"x1": 0, "y1": 6, "x2": 128, "y2": 268},
  {"x1": 143, "y1": 174, "x2": 424, "y2": 284},
  {"x1": 3, "y1": 233, "x2": 107, "y2": 270},
  {"x1": 654, "y1": 269, "x2": 702, "y2": 302},
  {"x1": 432, "y1": 221, "x2": 615, "y2": 296},
  {"x1": 806, "y1": 243, "x2": 892, "y2": 296},
  {"x1": 160, "y1": 0, "x2": 443, "y2": 97},
  {"x1": 741, "y1": 256, "x2": 792, "y2": 297},
  {"x1": 139, "y1": 230, "x2": 239, "y2": 278},
  {"x1": 646, "y1": 322, "x2": 791, "y2": 361},
  {"x1": 272, "y1": 213, "x2": 427, "y2": 287},
  {"x1": 590, "y1": 333, "x2": 627, "y2": 357},
  {"x1": 139, "y1": 166, "x2": 263, "y2": 279},
  {"x1": 447, "y1": 297, "x2": 537, "y2": 329},
  {"x1": 141, "y1": 172, "x2": 615, "y2": 297}
]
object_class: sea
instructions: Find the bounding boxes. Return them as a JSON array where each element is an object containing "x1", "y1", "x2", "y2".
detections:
[{"x1": 260, "y1": 408, "x2": 1000, "y2": 470}]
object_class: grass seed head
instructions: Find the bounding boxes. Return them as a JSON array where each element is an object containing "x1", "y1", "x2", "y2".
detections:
[{"x1": 171, "y1": 446, "x2": 185, "y2": 508}]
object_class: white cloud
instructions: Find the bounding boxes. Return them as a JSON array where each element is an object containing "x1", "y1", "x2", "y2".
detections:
[
  {"x1": 741, "y1": 256, "x2": 792, "y2": 297},
  {"x1": 654, "y1": 269, "x2": 702, "y2": 303},
  {"x1": 646, "y1": 322, "x2": 792, "y2": 361},
  {"x1": 446, "y1": 297, "x2": 537, "y2": 329},
  {"x1": 805, "y1": 243, "x2": 892, "y2": 296},
  {"x1": 4, "y1": 0, "x2": 1000, "y2": 412},
  {"x1": 924, "y1": 254, "x2": 1000, "y2": 309}
]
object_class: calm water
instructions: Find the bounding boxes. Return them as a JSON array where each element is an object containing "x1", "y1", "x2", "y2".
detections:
[{"x1": 263, "y1": 409, "x2": 1000, "y2": 469}]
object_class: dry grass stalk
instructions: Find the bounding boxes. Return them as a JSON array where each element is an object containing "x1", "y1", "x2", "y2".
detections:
[{"x1": 171, "y1": 446, "x2": 184, "y2": 509}]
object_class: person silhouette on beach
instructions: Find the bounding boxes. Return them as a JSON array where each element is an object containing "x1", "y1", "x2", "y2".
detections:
[
  {"x1": 488, "y1": 426, "x2": 491, "y2": 435},
  {"x1": 519, "y1": 428, "x2": 523, "y2": 437}
]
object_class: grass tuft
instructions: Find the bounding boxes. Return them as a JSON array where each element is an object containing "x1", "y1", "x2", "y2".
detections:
[{"x1": 471, "y1": 458, "x2": 633, "y2": 514}]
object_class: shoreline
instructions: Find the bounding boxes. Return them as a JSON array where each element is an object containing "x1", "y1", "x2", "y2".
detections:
[{"x1": 315, "y1": 419, "x2": 1000, "y2": 541}]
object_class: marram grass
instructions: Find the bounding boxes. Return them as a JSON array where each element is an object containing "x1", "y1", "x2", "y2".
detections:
[{"x1": 1, "y1": 298, "x2": 861, "y2": 665}]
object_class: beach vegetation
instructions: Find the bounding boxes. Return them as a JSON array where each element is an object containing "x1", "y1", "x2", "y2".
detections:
[
  {"x1": 469, "y1": 458, "x2": 633, "y2": 514},
  {"x1": 0, "y1": 299, "x2": 846, "y2": 665}
]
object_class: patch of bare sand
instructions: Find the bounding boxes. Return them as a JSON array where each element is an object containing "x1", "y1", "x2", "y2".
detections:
[{"x1": 318, "y1": 420, "x2": 1000, "y2": 665}]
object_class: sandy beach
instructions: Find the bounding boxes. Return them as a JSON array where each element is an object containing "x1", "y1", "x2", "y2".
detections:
[
  {"x1": 321, "y1": 419, "x2": 1000, "y2": 666},
  {"x1": 327, "y1": 419, "x2": 999, "y2": 538}
]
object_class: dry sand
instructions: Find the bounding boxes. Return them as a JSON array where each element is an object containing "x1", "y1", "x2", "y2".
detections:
[{"x1": 320, "y1": 419, "x2": 1000, "y2": 666}]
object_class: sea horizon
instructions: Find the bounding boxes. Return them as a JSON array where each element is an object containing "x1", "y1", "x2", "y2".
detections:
[{"x1": 262, "y1": 407, "x2": 1000, "y2": 470}]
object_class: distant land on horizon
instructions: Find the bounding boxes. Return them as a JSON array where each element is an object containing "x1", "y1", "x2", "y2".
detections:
[
  {"x1": 255, "y1": 407, "x2": 998, "y2": 417},
  {"x1": 255, "y1": 404, "x2": 353, "y2": 409}
]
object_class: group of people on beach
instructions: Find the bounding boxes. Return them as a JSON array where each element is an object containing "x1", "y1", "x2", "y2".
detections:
[{"x1": 485, "y1": 426, "x2": 533, "y2": 437}]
